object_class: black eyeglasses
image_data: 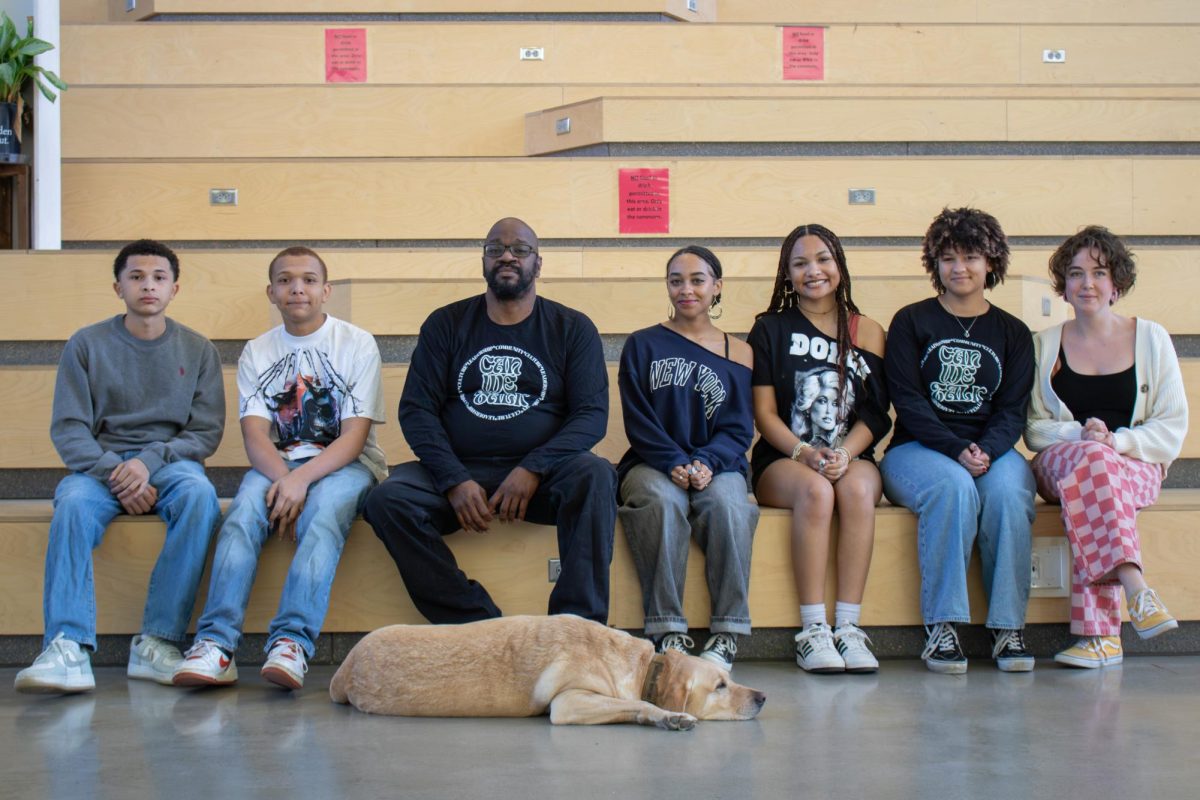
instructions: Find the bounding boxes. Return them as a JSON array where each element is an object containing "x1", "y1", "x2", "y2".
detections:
[{"x1": 483, "y1": 243, "x2": 537, "y2": 258}]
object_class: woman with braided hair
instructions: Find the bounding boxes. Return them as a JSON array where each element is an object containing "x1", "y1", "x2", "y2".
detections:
[{"x1": 747, "y1": 224, "x2": 890, "y2": 673}]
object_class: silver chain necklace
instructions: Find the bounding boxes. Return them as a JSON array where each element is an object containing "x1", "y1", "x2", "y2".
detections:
[{"x1": 942, "y1": 302, "x2": 983, "y2": 338}]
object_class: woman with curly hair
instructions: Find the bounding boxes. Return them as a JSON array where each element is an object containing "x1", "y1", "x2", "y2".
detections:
[
  {"x1": 747, "y1": 224, "x2": 890, "y2": 674},
  {"x1": 1025, "y1": 226, "x2": 1187, "y2": 668},
  {"x1": 880, "y1": 207, "x2": 1036, "y2": 675}
]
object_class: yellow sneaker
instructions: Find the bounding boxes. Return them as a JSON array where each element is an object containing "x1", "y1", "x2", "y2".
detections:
[
  {"x1": 1054, "y1": 636, "x2": 1123, "y2": 669},
  {"x1": 1128, "y1": 588, "x2": 1178, "y2": 640}
]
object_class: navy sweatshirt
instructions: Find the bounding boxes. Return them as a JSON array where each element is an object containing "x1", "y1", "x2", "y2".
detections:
[
  {"x1": 399, "y1": 295, "x2": 608, "y2": 493},
  {"x1": 885, "y1": 297, "x2": 1034, "y2": 460},
  {"x1": 617, "y1": 324, "x2": 754, "y2": 482}
]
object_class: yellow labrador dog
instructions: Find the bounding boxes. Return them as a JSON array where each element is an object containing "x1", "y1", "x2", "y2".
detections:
[{"x1": 330, "y1": 615, "x2": 765, "y2": 730}]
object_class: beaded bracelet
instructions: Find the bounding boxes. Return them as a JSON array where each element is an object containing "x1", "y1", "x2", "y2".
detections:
[
  {"x1": 791, "y1": 441, "x2": 812, "y2": 462},
  {"x1": 834, "y1": 447, "x2": 851, "y2": 463}
]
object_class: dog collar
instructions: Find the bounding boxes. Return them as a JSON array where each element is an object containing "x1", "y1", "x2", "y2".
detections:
[{"x1": 641, "y1": 654, "x2": 666, "y2": 704}]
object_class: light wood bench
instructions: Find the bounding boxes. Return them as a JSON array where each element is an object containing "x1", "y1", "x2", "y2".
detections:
[{"x1": 1, "y1": 492, "x2": 1197, "y2": 635}]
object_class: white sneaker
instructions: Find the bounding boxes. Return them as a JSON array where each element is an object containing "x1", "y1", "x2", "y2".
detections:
[
  {"x1": 14, "y1": 633, "x2": 95, "y2": 694},
  {"x1": 794, "y1": 622, "x2": 845, "y2": 673},
  {"x1": 833, "y1": 623, "x2": 879, "y2": 673},
  {"x1": 173, "y1": 639, "x2": 237, "y2": 687},
  {"x1": 261, "y1": 638, "x2": 308, "y2": 690},
  {"x1": 699, "y1": 633, "x2": 737, "y2": 673},
  {"x1": 655, "y1": 632, "x2": 695, "y2": 656},
  {"x1": 128, "y1": 634, "x2": 184, "y2": 686}
]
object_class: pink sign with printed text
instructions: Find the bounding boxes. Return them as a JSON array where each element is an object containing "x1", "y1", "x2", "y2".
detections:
[
  {"x1": 619, "y1": 169, "x2": 670, "y2": 234},
  {"x1": 782, "y1": 27, "x2": 824, "y2": 81},
  {"x1": 325, "y1": 28, "x2": 367, "y2": 83}
]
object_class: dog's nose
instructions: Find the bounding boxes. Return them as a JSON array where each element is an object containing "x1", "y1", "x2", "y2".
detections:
[{"x1": 753, "y1": 691, "x2": 766, "y2": 708}]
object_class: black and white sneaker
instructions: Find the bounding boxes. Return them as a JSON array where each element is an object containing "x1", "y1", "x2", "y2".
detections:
[
  {"x1": 656, "y1": 632, "x2": 695, "y2": 656},
  {"x1": 699, "y1": 633, "x2": 737, "y2": 672},
  {"x1": 991, "y1": 628, "x2": 1035, "y2": 672},
  {"x1": 922, "y1": 622, "x2": 967, "y2": 674}
]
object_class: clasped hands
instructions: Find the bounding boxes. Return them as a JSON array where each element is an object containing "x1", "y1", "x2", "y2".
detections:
[
  {"x1": 1081, "y1": 417, "x2": 1116, "y2": 448},
  {"x1": 957, "y1": 443, "x2": 991, "y2": 477},
  {"x1": 448, "y1": 466, "x2": 541, "y2": 533},
  {"x1": 109, "y1": 458, "x2": 156, "y2": 515},
  {"x1": 670, "y1": 460, "x2": 712, "y2": 491},
  {"x1": 796, "y1": 445, "x2": 850, "y2": 482}
]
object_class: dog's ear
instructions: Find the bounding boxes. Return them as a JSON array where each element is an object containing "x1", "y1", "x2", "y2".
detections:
[{"x1": 654, "y1": 652, "x2": 696, "y2": 713}]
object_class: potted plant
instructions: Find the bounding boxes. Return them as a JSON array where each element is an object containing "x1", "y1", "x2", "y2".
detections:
[{"x1": 0, "y1": 11, "x2": 67, "y2": 161}]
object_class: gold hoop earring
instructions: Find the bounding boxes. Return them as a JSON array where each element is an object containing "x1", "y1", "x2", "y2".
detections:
[{"x1": 667, "y1": 302, "x2": 676, "y2": 320}]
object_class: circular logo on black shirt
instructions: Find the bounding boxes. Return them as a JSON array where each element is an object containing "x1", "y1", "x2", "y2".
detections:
[{"x1": 457, "y1": 345, "x2": 547, "y2": 421}]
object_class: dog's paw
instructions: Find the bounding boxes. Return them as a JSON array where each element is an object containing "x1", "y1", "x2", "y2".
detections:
[{"x1": 657, "y1": 712, "x2": 697, "y2": 731}]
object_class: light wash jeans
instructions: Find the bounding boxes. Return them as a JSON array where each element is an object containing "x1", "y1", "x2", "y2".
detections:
[
  {"x1": 619, "y1": 464, "x2": 758, "y2": 636},
  {"x1": 193, "y1": 459, "x2": 375, "y2": 658},
  {"x1": 43, "y1": 458, "x2": 221, "y2": 650},
  {"x1": 880, "y1": 442, "x2": 1035, "y2": 630}
]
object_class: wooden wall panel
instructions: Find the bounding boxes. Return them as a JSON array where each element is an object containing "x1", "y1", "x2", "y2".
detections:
[
  {"x1": 63, "y1": 87, "x2": 565, "y2": 159},
  {"x1": 63, "y1": 0, "x2": 113, "y2": 23},
  {"x1": 130, "y1": 0, "x2": 715, "y2": 20},
  {"x1": 716, "y1": 1, "x2": 1200, "y2": 24},
  {"x1": 62, "y1": 158, "x2": 1154, "y2": 242}
]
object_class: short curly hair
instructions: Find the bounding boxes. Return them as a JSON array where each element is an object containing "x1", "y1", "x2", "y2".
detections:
[
  {"x1": 1047, "y1": 225, "x2": 1136, "y2": 299},
  {"x1": 920, "y1": 207, "x2": 1009, "y2": 293}
]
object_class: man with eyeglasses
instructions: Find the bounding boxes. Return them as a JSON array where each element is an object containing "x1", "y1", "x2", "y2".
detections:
[{"x1": 364, "y1": 217, "x2": 617, "y2": 624}]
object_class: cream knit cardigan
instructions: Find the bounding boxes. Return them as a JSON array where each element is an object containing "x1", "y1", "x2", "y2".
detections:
[{"x1": 1024, "y1": 318, "x2": 1188, "y2": 469}]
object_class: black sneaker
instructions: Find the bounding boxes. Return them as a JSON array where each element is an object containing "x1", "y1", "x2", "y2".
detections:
[
  {"x1": 699, "y1": 633, "x2": 736, "y2": 672},
  {"x1": 922, "y1": 622, "x2": 967, "y2": 674},
  {"x1": 991, "y1": 628, "x2": 1035, "y2": 672},
  {"x1": 655, "y1": 633, "x2": 695, "y2": 656}
]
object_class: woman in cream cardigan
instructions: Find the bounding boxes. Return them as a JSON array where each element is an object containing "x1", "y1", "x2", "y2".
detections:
[{"x1": 1025, "y1": 226, "x2": 1188, "y2": 668}]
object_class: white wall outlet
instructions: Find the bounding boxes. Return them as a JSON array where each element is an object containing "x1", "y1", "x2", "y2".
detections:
[
  {"x1": 555, "y1": 117, "x2": 571, "y2": 135},
  {"x1": 520, "y1": 47, "x2": 545, "y2": 61},
  {"x1": 209, "y1": 188, "x2": 238, "y2": 206},
  {"x1": 1030, "y1": 538, "x2": 1070, "y2": 597},
  {"x1": 1043, "y1": 49, "x2": 1067, "y2": 63},
  {"x1": 548, "y1": 558, "x2": 561, "y2": 583},
  {"x1": 1042, "y1": 297, "x2": 1052, "y2": 316},
  {"x1": 687, "y1": 0, "x2": 699, "y2": 11}
]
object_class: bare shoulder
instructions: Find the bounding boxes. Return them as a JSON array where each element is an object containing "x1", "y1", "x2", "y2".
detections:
[
  {"x1": 727, "y1": 335, "x2": 754, "y2": 369},
  {"x1": 855, "y1": 316, "x2": 886, "y2": 357}
]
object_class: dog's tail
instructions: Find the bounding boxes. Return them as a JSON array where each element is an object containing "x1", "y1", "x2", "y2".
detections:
[{"x1": 329, "y1": 645, "x2": 356, "y2": 705}]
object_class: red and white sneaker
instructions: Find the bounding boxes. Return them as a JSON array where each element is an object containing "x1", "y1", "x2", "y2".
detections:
[
  {"x1": 261, "y1": 638, "x2": 308, "y2": 690},
  {"x1": 172, "y1": 639, "x2": 237, "y2": 687}
]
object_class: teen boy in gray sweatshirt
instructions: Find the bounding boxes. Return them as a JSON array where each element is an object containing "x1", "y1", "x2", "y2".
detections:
[{"x1": 15, "y1": 239, "x2": 225, "y2": 695}]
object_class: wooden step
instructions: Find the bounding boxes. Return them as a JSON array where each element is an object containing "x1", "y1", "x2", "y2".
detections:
[
  {"x1": 2, "y1": 492, "x2": 1197, "y2": 634},
  {"x1": 109, "y1": 1, "x2": 715, "y2": 22},
  {"x1": 61, "y1": 158, "x2": 1194, "y2": 241}
]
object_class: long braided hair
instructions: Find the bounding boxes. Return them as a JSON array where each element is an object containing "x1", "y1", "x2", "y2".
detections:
[{"x1": 757, "y1": 224, "x2": 861, "y2": 413}]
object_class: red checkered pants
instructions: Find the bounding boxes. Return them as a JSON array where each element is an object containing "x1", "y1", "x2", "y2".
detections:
[{"x1": 1031, "y1": 440, "x2": 1162, "y2": 636}]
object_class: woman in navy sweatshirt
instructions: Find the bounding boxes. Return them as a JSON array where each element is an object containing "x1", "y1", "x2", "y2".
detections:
[
  {"x1": 617, "y1": 246, "x2": 757, "y2": 672},
  {"x1": 880, "y1": 207, "x2": 1036, "y2": 675},
  {"x1": 747, "y1": 224, "x2": 890, "y2": 675}
]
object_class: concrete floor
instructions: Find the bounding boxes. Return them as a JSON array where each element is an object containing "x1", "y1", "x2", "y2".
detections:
[{"x1": 4, "y1": 657, "x2": 1199, "y2": 800}]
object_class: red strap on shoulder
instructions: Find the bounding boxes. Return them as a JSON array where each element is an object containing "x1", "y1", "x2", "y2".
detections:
[{"x1": 849, "y1": 313, "x2": 861, "y2": 347}]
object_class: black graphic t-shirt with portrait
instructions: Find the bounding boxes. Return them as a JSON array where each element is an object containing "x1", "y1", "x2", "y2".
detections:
[
  {"x1": 884, "y1": 297, "x2": 1034, "y2": 461},
  {"x1": 747, "y1": 308, "x2": 890, "y2": 482},
  {"x1": 399, "y1": 295, "x2": 608, "y2": 492}
]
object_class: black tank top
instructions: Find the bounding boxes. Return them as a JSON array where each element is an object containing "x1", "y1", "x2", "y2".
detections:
[{"x1": 1050, "y1": 344, "x2": 1136, "y2": 431}]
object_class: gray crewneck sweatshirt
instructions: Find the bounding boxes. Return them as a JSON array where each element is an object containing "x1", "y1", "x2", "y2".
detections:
[{"x1": 50, "y1": 315, "x2": 225, "y2": 480}]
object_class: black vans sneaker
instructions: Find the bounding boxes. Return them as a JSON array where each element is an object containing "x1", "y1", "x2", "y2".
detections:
[
  {"x1": 991, "y1": 628, "x2": 1035, "y2": 672},
  {"x1": 922, "y1": 622, "x2": 967, "y2": 674}
]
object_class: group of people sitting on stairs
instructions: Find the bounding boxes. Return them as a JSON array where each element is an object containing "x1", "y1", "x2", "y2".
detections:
[{"x1": 14, "y1": 207, "x2": 1188, "y2": 696}]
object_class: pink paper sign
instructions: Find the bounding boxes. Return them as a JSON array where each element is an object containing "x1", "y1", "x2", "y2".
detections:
[
  {"x1": 325, "y1": 28, "x2": 367, "y2": 83},
  {"x1": 782, "y1": 26, "x2": 824, "y2": 81},
  {"x1": 619, "y1": 168, "x2": 670, "y2": 234}
]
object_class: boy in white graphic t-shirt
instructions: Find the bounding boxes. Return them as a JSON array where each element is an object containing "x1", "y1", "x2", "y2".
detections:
[{"x1": 174, "y1": 246, "x2": 386, "y2": 691}]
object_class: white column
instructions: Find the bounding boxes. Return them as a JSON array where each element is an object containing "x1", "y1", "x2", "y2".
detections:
[{"x1": 31, "y1": 0, "x2": 61, "y2": 249}]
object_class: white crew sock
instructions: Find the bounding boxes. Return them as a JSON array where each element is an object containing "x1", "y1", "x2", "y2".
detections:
[
  {"x1": 800, "y1": 603, "x2": 827, "y2": 628},
  {"x1": 835, "y1": 602, "x2": 862, "y2": 629}
]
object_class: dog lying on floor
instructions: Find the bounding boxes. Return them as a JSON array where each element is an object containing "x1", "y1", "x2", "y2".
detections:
[{"x1": 329, "y1": 615, "x2": 765, "y2": 730}]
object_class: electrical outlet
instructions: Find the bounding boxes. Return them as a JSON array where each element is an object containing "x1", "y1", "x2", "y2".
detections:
[
  {"x1": 1030, "y1": 538, "x2": 1070, "y2": 597},
  {"x1": 687, "y1": 0, "x2": 699, "y2": 11},
  {"x1": 547, "y1": 558, "x2": 561, "y2": 583},
  {"x1": 127, "y1": 0, "x2": 137, "y2": 11},
  {"x1": 209, "y1": 189, "x2": 238, "y2": 206},
  {"x1": 1042, "y1": 297, "x2": 1052, "y2": 316},
  {"x1": 520, "y1": 47, "x2": 545, "y2": 61},
  {"x1": 1043, "y1": 49, "x2": 1067, "y2": 63},
  {"x1": 555, "y1": 117, "x2": 571, "y2": 135}
]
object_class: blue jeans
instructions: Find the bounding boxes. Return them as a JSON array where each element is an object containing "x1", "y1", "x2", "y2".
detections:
[
  {"x1": 619, "y1": 465, "x2": 757, "y2": 636},
  {"x1": 194, "y1": 459, "x2": 375, "y2": 658},
  {"x1": 43, "y1": 459, "x2": 221, "y2": 650},
  {"x1": 880, "y1": 442, "x2": 1035, "y2": 629}
]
